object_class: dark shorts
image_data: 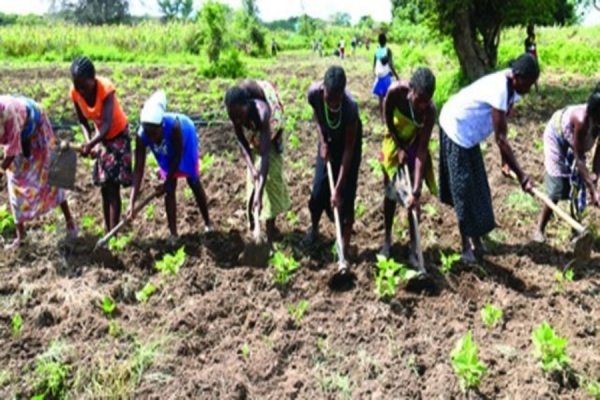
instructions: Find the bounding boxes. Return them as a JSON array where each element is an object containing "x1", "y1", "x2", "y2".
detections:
[
  {"x1": 545, "y1": 172, "x2": 570, "y2": 201},
  {"x1": 309, "y1": 144, "x2": 362, "y2": 225},
  {"x1": 93, "y1": 130, "x2": 133, "y2": 188}
]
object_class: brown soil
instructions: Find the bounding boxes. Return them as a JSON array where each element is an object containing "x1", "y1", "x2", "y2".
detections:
[{"x1": 0, "y1": 58, "x2": 599, "y2": 399}]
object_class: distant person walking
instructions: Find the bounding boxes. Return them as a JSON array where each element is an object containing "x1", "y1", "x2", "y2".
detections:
[
  {"x1": 271, "y1": 39, "x2": 277, "y2": 56},
  {"x1": 373, "y1": 33, "x2": 400, "y2": 124},
  {"x1": 365, "y1": 37, "x2": 371, "y2": 51},
  {"x1": 351, "y1": 36, "x2": 357, "y2": 55},
  {"x1": 339, "y1": 38, "x2": 345, "y2": 59},
  {"x1": 318, "y1": 38, "x2": 323, "y2": 57}
]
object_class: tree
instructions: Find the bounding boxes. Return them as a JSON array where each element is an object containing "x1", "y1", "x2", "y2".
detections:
[
  {"x1": 242, "y1": 0, "x2": 260, "y2": 20},
  {"x1": 393, "y1": 0, "x2": 587, "y2": 81},
  {"x1": 356, "y1": 15, "x2": 374, "y2": 29},
  {"x1": 157, "y1": 0, "x2": 194, "y2": 20},
  {"x1": 330, "y1": 12, "x2": 351, "y2": 27},
  {"x1": 199, "y1": 0, "x2": 227, "y2": 62},
  {"x1": 49, "y1": 0, "x2": 130, "y2": 25}
]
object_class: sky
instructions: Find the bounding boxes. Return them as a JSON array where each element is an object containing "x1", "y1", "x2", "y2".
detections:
[{"x1": 1, "y1": 0, "x2": 599, "y2": 26}]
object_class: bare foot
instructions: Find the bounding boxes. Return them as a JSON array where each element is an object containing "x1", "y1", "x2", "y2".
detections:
[{"x1": 461, "y1": 249, "x2": 477, "y2": 263}]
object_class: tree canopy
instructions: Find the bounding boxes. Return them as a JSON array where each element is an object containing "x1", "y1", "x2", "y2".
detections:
[{"x1": 391, "y1": 0, "x2": 590, "y2": 80}]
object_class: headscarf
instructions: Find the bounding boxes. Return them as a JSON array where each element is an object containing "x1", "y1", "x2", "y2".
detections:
[{"x1": 140, "y1": 90, "x2": 167, "y2": 125}]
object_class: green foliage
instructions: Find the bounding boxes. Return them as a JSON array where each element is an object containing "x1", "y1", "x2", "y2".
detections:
[
  {"x1": 586, "y1": 379, "x2": 600, "y2": 399},
  {"x1": 199, "y1": 48, "x2": 247, "y2": 79},
  {"x1": 155, "y1": 246, "x2": 186, "y2": 276},
  {"x1": 108, "y1": 233, "x2": 133, "y2": 253},
  {"x1": 507, "y1": 190, "x2": 539, "y2": 214},
  {"x1": 270, "y1": 251, "x2": 300, "y2": 285},
  {"x1": 287, "y1": 300, "x2": 310, "y2": 326},
  {"x1": 158, "y1": 0, "x2": 194, "y2": 20},
  {"x1": 12, "y1": 313, "x2": 23, "y2": 337},
  {"x1": 200, "y1": 153, "x2": 216, "y2": 174},
  {"x1": 555, "y1": 268, "x2": 574, "y2": 293},
  {"x1": 374, "y1": 255, "x2": 418, "y2": 299},
  {"x1": 241, "y1": 343, "x2": 250, "y2": 358},
  {"x1": 145, "y1": 204, "x2": 155, "y2": 221},
  {"x1": 135, "y1": 283, "x2": 157, "y2": 303},
  {"x1": 101, "y1": 295, "x2": 116, "y2": 318},
  {"x1": 450, "y1": 331, "x2": 487, "y2": 392},
  {"x1": 480, "y1": 304, "x2": 503, "y2": 329},
  {"x1": 531, "y1": 322, "x2": 570, "y2": 372},
  {"x1": 199, "y1": 0, "x2": 227, "y2": 63},
  {"x1": 0, "y1": 205, "x2": 15, "y2": 234},
  {"x1": 439, "y1": 251, "x2": 460, "y2": 274},
  {"x1": 32, "y1": 340, "x2": 71, "y2": 399},
  {"x1": 108, "y1": 320, "x2": 122, "y2": 337}
]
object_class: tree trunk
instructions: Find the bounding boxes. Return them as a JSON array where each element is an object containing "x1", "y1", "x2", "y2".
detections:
[{"x1": 451, "y1": 6, "x2": 487, "y2": 81}]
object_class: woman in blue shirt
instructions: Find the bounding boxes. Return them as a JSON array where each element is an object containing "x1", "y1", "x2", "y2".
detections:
[{"x1": 128, "y1": 91, "x2": 212, "y2": 242}]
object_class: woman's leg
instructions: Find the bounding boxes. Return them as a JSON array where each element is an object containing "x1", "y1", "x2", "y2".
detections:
[
  {"x1": 165, "y1": 180, "x2": 178, "y2": 237},
  {"x1": 188, "y1": 178, "x2": 212, "y2": 230},
  {"x1": 534, "y1": 204, "x2": 553, "y2": 243},
  {"x1": 59, "y1": 200, "x2": 77, "y2": 238},
  {"x1": 381, "y1": 165, "x2": 396, "y2": 258},
  {"x1": 101, "y1": 182, "x2": 121, "y2": 232}
]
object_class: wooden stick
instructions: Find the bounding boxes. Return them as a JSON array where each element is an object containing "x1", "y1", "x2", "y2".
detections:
[{"x1": 326, "y1": 160, "x2": 347, "y2": 267}]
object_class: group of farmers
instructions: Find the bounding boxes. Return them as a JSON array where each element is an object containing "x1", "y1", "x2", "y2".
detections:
[{"x1": 1, "y1": 45, "x2": 599, "y2": 273}]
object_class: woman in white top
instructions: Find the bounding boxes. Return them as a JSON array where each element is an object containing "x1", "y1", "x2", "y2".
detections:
[{"x1": 438, "y1": 53, "x2": 540, "y2": 262}]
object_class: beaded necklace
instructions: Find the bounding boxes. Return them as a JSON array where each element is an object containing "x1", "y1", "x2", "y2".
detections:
[{"x1": 324, "y1": 100, "x2": 342, "y2": 130}]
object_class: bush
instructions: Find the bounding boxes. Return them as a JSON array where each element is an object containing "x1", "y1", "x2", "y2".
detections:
[{"x1": 199, "y1": 48, "x2": 246, "y2": 79}]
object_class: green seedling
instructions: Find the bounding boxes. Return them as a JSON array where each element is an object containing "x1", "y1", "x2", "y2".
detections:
[
  {"x1": 81, "y1": 215, "x2": 96, "y2": 231},
  {"x1": 270, "y1": 251, "x2": 300, "y2": 285},
  {"x1": 44, "y1": 223, "x2": 56, "y2": 233},
  {"x1": 429, "y1": 138, "x2": 440, "y2": 153},
  {"x1": 289, "y1": 133, "x2": 300, "y2": 149},
  {"x1": 374, "y1": 255, "x2": 418, "y2": 300},
  {"x1": 450, "y1": 331, "x2": 487, "y2": 393},
  {"x1": 286, "y1": 210, "x2": 299, "y2": 227},
  {"x1": 108, "y1": 233, "x2": 133, "y2": 253},
  {"x1": 183, "y1": 187, "x2": 193, "y2": 200},
  {"x1": 288, "y1": 300, "x2": 309, "y2": 326},
  {"x1": 241, "y1": 344, "x2": 250, "y2": 358},
  {"x1": 393, "y1": 216, "x2": 407, "y2": 241},
  {"x1": 586, "y1": 379, "x2": 600, "y2": 398},
  {"x1": 423, "y1": 204, "x2": 439, "y2": 218},
  {"x1": 480, "y1": 304, "x2": 503, "y2": 329},
  {"x1": 355, "y1": 202, "x2": 367, "y2": 219},
  {"x1": 555, "y1": 268, "x2": 574, "y2": 293},
  {"x1": 101, "y1": 295, "x2": 116, "y2": 318},
  {"x1": 200, "y1": 153, "x2": 216, "y2": 174},
  {"x1": 108, "y1": 320, "x2": 122, "y2": 338},
  {"x1": 155, "y1": 246, "x2": 186, "y2": 276},
  {"x1": 531, "y1": 322, "x2": 570, "y2": 372},
  {"x1": 12, "y1": 313, "x2": 23, "y2": 337},
  {"x1": 0, "y1": 205, "x2": 16, "y2": 234},
  {"x1": 32, "y1": 340, "x2": 71, "y2": 400},
  {"x1": 440, "y1": 251, "x2": 461, "y2": 274},
  {"x1": 135, "y1": 283, "x2": 156, "y2": 303},
  {"x1": 368, "y1": 158, "x2": 383, "y2": 179},
  {"x1": 145, "y1": 204, "x2": 155, "y2": 221}
]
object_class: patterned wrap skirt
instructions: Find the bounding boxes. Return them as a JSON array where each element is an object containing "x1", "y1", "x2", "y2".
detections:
[{"x1": 438, "y1": 128, "x2": 495, "y2": 237}]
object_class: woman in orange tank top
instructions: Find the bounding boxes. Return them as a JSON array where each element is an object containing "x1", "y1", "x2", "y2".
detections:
[{"x1": 70, "y1": 56, "x2": 133, "y2": 234}]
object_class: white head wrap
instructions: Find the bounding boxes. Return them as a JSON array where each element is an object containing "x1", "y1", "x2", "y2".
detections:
[{"x1": 140, "y1": 90, "x2": 167, "y2": 125}]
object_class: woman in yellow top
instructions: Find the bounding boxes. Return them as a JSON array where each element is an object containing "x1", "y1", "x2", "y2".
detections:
[
  {"x1": 224, "y1": 79, "x2": 291, "y2": 252},
  {"x1": 70, "y1": 56, "x2": 133, "y2": 234},
  {"x1": 379, "y1": 68, "x2": 437, "y2": 267}
]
